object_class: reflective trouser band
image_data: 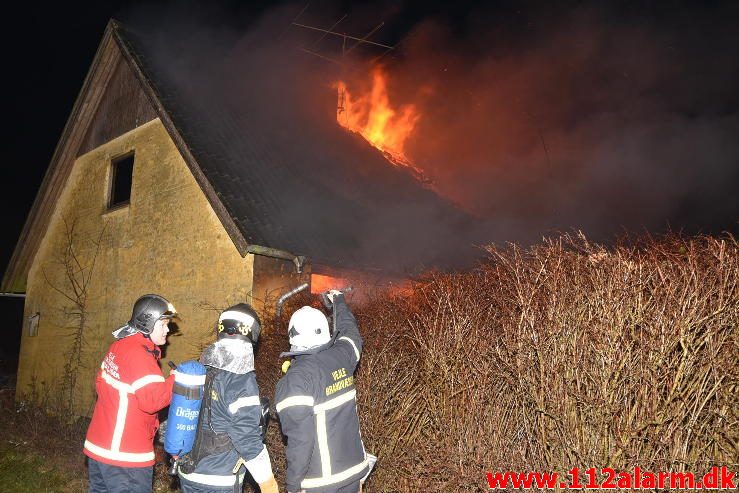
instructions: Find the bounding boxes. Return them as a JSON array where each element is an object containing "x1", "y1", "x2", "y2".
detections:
[
  {"x1": 84, "y1": 440, "x2": 155, "y2": 463},
  {"x1": 179, "y1": 470, "x2": 245, "y2": 487},
  {"x1": 301, "y1": 457, "x2": 370, "y2": 489}
]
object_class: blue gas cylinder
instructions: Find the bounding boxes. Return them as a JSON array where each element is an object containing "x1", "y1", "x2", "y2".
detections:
[{"x1": 164, "y1": 360, "x2": 207, "y2": 456}]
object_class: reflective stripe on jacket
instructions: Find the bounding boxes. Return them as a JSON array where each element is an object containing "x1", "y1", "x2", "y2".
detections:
[
  {"x1": 84, "y1": 332, "x2": 174, "y2": 467},
  {"x1": 178, "y1": 370, "x2": 266, "y2": 484},
  {"x1": 276, "y1": 297, "x2": 368, "y2": 492}
]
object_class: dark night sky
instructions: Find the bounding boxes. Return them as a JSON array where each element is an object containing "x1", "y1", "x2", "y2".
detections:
[{"x1": 2, "y1": 0, "x2": 738, "y2": 360}]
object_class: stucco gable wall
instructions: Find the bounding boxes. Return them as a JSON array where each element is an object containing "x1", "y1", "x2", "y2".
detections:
[{"x1": 19, "y1": 119, "x2": 254, "y2": 414}]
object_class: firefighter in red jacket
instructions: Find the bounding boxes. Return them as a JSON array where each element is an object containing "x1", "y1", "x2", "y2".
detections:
[{"x1": 84, "y1": 294, "x2": 178, "y2": 493}]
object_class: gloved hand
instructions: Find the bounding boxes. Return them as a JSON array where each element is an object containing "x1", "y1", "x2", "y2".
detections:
[
  {"x1": 326, "y1": 289, "x2": 343, "y2": 303},
  {"x1": 320, "y1": 289, "x2": 343, "y2": 310},
  {"x1": 245, "y1": 447, "x2": 278, "y2": 492},
  {"x1": 258, "y1": 475, "x2": 279, "y2": 493}
]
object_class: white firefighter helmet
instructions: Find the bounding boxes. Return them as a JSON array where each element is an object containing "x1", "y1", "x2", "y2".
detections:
[{"x1": 288, "y1": 306, "x2": 330, "y2": 350}]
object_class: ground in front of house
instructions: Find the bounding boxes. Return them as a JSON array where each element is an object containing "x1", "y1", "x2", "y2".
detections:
[{"x1": 0, "y1": 385, "x2": 176, "y2": 493}]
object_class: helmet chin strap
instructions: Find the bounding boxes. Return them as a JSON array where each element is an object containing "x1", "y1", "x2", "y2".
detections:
[{"x1": 112, "y1": 324, "x2": 141, "y2": 339}]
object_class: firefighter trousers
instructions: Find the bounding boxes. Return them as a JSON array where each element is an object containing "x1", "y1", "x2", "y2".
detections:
[
  {"x1": 87, "y1": 458, "x2": 153, "y2": 493},
  {"x1": 326, "y1": 481, "x2": 361, "y2": 493}
]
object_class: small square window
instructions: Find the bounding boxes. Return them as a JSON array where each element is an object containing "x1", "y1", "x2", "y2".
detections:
[{"x1": 109, "y1": 153, "x2": 134, "y2": 209}]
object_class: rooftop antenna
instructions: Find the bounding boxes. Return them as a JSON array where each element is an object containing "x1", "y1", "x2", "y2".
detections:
[
  {"x1": 287, "y1": 8, "x2": 396, "y2": 119},
  {"x1": 292, "y1": 20, "x2": 394, "y2": 61}
]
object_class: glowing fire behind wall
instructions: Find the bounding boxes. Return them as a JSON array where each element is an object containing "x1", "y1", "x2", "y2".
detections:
[
  {"x1": 310, "y1": 273, "x2": 350, "y2": 294},
  {"x1": 336, "y1": 68, "x2": 421, "y2": 170}
]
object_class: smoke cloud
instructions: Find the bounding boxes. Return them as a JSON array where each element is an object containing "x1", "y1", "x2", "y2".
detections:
[
  {"x1": 385, "y1": 2, "x2": 739, "y2": 244},
  {"x1": 121, "y1": 1, "x2": 738, "y2": 270}
]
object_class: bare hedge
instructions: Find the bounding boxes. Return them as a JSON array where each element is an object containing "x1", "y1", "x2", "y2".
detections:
[{"x1": 258, "y1": 233, "x2": 738, "y2": 492}]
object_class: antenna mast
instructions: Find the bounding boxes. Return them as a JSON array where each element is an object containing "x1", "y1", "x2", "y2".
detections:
[{"x1": 287, "y1": 7, "x2": 395, "y2": 118}]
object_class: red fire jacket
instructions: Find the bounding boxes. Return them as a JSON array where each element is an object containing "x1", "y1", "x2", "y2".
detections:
[{"x1": 84, "y1": 332, "x2": 174, "y2": 467}]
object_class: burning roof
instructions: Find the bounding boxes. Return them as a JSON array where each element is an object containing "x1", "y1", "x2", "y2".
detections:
[{"x1": 116, "y1": 22, "x2": 480, "y2": 273}]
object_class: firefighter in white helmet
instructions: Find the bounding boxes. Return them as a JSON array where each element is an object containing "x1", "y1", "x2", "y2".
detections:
[
  {"x1": 275, "y1": 291, "x2": 372, "y2": 493},
  {"x1": 177, "y1": 303, "x2": 278, "y2": 493}
]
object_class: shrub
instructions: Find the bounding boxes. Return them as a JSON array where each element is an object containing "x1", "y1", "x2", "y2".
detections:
[{"x1": 289, "y1": 233, "x2": 737, "y2": 492}]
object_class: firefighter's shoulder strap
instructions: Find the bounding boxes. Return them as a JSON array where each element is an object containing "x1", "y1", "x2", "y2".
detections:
[{"x1": 178, "y1": 367, "x2": 232, "y2": 474}]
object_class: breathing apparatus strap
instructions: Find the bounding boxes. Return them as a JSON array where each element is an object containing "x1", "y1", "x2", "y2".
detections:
[
  {"x1": 232, "y1": 457, "x2": 247, "y2": 493},
  {"x1": 173, "y1": 382, "x2": 201, "y2": 400},
  {"x1": 178, "y1": 367, "x2": 232, "y2": 474}
]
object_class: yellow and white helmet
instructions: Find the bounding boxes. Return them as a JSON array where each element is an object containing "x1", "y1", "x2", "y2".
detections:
[{"x1": 218, "y1": 303, "x2": 261, "y2": 344}]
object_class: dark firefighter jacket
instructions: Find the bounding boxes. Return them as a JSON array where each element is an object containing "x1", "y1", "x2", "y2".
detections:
[
  {"x1": 275, "y1": 296, "x2": 369, "y2": 492},
  {"x1": 178, "y1": 370, "x2": 266, "y2": 488}
]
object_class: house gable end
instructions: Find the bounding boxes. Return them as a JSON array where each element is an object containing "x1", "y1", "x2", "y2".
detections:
[
  {"x1": 111, "y1": 23, "x2": 250, "y2": 258},
  {"x1": 2, "y1": 20, "x2": 249, "y2": 293},
  {"x1": 19, "y1": 118, "x2": 257, "y2": 414},
  {"x1": 78, "y1": 54, "x2": 157, "y2": 155}
]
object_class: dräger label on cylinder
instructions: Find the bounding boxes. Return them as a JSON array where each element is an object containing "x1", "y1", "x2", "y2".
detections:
[{"x1": 175, "y1": 407, "x2": 200, "y2": 420}]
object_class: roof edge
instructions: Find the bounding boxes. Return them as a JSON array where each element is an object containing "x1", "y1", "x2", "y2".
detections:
[
  {"x1": 1, "y1": 20, "x2": 121, "y2": 293},
  {"x1": 110, "y1": 21, "x2": 251, "y2": 257}
]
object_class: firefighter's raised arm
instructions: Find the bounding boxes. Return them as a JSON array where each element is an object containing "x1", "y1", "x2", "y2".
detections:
[{"x1": 329, "y1": 291, "x2": 363, "y2": 367}]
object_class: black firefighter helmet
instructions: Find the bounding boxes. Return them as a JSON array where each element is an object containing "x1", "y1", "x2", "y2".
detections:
[
  {"x1": 128, "y1": 294, "x2": 177, "y2": 335},
  {"x1": 217, "y1": 303, "x2": 261, "y2": 344}
]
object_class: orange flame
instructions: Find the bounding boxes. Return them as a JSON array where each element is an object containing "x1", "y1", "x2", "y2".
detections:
[
  {"x1": 310, "y1": 273, "x2": 350, "y2": 294},
  {"x1": 336, "y1": 68, "x2": 421, "y2": 170}
]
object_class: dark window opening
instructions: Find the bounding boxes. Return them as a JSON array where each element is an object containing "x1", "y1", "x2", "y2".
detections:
[{"x1": 109, "y1": 153, "x2": 134, "y2": 209}]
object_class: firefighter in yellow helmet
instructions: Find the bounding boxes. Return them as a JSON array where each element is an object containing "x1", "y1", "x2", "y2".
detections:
[{"x1": 177, "y1": 303, "x2": 278, "y2": 493}]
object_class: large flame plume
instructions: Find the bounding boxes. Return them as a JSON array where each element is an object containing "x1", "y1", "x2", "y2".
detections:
[{"x1": 336, "y1": 68, "x2": 426, "y2": 178}]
